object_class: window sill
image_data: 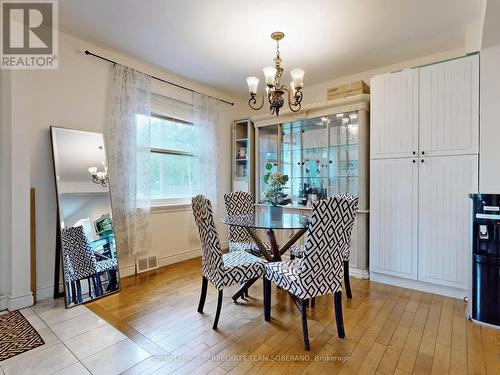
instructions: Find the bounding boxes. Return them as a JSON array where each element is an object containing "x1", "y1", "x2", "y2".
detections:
[{"x1": 151, "y1": 201, "x2": 192, "y2": 214}]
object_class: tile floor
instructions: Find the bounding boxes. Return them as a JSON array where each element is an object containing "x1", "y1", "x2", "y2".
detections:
[{"x1": 0, "y1": 299, "x2": 152, "y2": 375}]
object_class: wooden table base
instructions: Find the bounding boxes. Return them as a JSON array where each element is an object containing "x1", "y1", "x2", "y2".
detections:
[{"x1": 231, "y1": 227, "x2": 307, "y2": 301}]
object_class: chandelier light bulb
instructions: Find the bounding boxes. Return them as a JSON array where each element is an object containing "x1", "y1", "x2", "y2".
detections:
[
  {"x1": 290, "y1": 81, "x2": 296, "y2": 96},
  {"x1": 290, "y1": 68, "x2": 305, "y2": 89},
  {"x1": 88, "y1": 167, "x2": 97, "y2": 174},
  {"x1": 246, "y1": 76, "x2": 259, "y2": 94},
  {"x1": 263, "y1": 66, "x2": 277, "y2": 86}
]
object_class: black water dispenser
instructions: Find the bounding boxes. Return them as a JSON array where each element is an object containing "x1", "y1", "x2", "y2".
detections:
[{"x1": 470, "y1": 194, "x2": 500, "y2": 327}]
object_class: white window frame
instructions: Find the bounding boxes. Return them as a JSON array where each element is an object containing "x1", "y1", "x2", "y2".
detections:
[{"x1": 150, "y1": 112, "x2": 198, "y2": 210}]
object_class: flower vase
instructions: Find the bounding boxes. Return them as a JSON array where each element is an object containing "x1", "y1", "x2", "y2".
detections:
[{"x1": 268, "y1": 205, "x2": 283, "y2": 221}]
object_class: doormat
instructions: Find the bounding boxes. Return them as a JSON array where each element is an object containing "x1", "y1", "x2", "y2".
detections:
[{"x1": 0, "y1": 310, "x2": 44, "y2": 361}]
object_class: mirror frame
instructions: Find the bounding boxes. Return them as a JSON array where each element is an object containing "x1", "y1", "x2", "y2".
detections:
[{"x1": 50, "y1": 125, "x2": 121, "y2": 308}]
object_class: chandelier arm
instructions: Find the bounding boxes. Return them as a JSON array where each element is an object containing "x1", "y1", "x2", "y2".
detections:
[
  {"x1": 286, "y1": 86, "x2": 303, "y2": 113},
  {"x1": 248, "y1": 93, "x2": 264, "y2": 110}
]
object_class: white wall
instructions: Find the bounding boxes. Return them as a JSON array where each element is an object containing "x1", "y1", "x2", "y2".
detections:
[
  {"x1": 0, "y1": 70, "x2": 12, "y2": 308},
  {"x1": 8, "y1": 30, "x2": 244, "y2": 302},
  {"x1": 479, "y1": 43, "x2": 500, "y2": 193}
]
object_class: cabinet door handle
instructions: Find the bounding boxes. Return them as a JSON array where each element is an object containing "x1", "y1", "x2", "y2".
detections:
[
  {"x1": 421, "y1": 151, "x2": 425, "y2": 155},
  {"x1": 412, "y1": 159, "x2": 416, "y2": 163},
  {"x1": 421, "y1": 159, "x2": 424, "y2": 163},
  {"x1": 412, "y1": 151, "x2": 416, "y2": 155}
]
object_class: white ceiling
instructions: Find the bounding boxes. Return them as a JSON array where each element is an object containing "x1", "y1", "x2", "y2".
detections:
[{"x1": 59, "y1": 0, "x2": 481, "y2": 97}]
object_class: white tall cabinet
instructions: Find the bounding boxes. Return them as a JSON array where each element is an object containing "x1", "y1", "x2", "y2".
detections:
[{"x1": 370, "y1": 54, "x2": 479, "y2": 298}]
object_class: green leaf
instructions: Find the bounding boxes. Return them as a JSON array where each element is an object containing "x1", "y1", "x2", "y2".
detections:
[{"x1": 265, "y1": 163, "x2": 273, "y2": 171}]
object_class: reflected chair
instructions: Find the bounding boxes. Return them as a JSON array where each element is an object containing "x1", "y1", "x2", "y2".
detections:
[
  {"x1": 290, "y1": 193, "x2": 358, "y2": 300},
  {"x1": 61, "y1": 226, "x2": 118, "y2": 303},
  {"x1": 224, "y1": 191, "x2": 267, "y2": 256},
  {"x1": 263, "y1": 195, "x2": 359, "y2": 350},
  {"x1": 192, "y1": 194, "x2": 267, "y2": 329}
]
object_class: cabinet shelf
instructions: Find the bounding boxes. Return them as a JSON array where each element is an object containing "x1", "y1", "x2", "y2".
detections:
[{"x1": 232, "y1": 119, "x2": 254, "y2": 194}]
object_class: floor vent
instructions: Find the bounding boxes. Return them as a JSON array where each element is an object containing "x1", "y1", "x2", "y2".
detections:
[{"x1": 136, "y1": 255, "x2": 159, "y2": 274}]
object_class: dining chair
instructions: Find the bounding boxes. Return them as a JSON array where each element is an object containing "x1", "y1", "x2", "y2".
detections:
[
  {"x1": 192, "y1": 194, "x2": 267, "y2": 329},
  {"x1": 62, "y1": 226, "x2": 118, "y2": 302},
  {"x1": 289, "y1": 193, "x2": 358, "y2": 299},
  {"x1": 224, "y1": 191, "x2": 266, "y2": 256},
  {"x1": 263, "y1": 195, "x2": 359, "y2": 350}
]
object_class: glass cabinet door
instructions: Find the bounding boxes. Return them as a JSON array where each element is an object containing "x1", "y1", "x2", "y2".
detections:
[
  {"x1": 258, "y1": 110, "x2": 360, "y2": 206},
  {"x1": 281, "y1": 117, "x2": 329, "y2": 205},
  {"x1": 329, "y1": 111, "x2": 359, "y2": 196},
  {"x1": 258, "y1": 124, "x2": 279, "y2": 201}
]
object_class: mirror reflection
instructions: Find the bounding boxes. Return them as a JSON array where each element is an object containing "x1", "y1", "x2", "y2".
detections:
[{"x1": 51, "y1": 127, "x2": 120, "y2": 307}]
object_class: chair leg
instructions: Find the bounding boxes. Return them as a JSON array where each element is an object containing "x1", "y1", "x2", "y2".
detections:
[
  {"x1": 76, "y1": 280, "x2": 83, "y2": 303},
  {"x1": 69, "y1": 282, "x2": 77, "y2": 304},
  {"x1": 87, "y1": 278, "x2": 93, "y2": 298},
  {"x1": 311, "y1": 297, "x2": 316, "y2": 308},
  {"x1": 197, "y1": 276, "x2": 208, "y2": 313},
  {"x1": 334, "y1": 291, "x2": 345, "y2": 339},
  {"x1": 213, "y1": 289, "x2": 223, "y2": 330},
  {"x1": 95, "y1": 273, "x2": 103, "y2": 296},
  {"x1": 300, "y1": 299, "x2": 311, "y2": 351},
  {"x1": 263, "y1": 277, "x2": 271, "y2": 321},
  {"x1": 344, "y1": 260, "x2": 352, "y2": 299}
]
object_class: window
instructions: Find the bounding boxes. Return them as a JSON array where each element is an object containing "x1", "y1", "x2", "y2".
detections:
[{"x1": 150, "y1": 114, "x2": 199, "y2": 204}]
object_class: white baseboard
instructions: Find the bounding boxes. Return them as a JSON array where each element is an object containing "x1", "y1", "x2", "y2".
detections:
[
  {"x1": 349, "y1": 267, "x2": 369, "y2": 280},
  {"x1": 158, "y1": 248, "x2": 200, "y2": 267},
  {"x1": 36, "y1": 285, "x2": 62, "y2": 301},
  {"x1": 0, "y1": 295, "x2": 9, "y2": 310},
  {"x1": 4, "y1": 292, "x2": 34, "y2": 310},
  {"x1": 119, "y1": 264, "x2": 136, "y2": 278},
  {"x1": 370, "y1": 272, "x2": 468, "y2": 299}
]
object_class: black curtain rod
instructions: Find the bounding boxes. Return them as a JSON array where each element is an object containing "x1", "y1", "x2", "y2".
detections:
[{"x1": 84, "y1": 50, "x2": 234, "y2": 106}]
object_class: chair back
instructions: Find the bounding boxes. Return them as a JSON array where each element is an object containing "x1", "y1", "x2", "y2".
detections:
[
  {"x1": 299, "y1": 195, "x2": 359, "y2": 296},
  {"x1": 61, "y1": 226, "x2": 98, "y2": 282},
  {"x1": 224, "y1": 191, "x2": 254, "y2": 244},
  {"x1": 337, "y1": 193, "x2": 358, "y2": 261},
  {"x1": 192, "y1": 195, "x2": 225, "y2": 283}
]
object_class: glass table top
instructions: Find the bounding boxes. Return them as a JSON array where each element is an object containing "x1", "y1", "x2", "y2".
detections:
[{"x1": 221, "y1": 208, "x2": 310, "y2": 230}]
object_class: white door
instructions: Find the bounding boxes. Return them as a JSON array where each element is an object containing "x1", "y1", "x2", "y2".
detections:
[
  {"x1": 419, "y1": 55, "x2": 479, "y2": 157},
  {"x1": 370, "y1": 69, "x2": 419, "y2": 159},
  {"x1": 418, "y1": 155, "x2": 478, "y2": 289},
  {"x1": 370, "y1": 158, "x2": 419, "y2": 279}
]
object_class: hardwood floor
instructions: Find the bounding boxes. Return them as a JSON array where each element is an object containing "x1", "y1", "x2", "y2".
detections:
[{"x1": 87, "y1": 257, "x2": 500, "y2": 374}]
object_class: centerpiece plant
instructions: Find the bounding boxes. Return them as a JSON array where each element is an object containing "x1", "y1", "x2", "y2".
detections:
[{"x1": 262, "y1": 163, "x2": 290, "y2": 206}]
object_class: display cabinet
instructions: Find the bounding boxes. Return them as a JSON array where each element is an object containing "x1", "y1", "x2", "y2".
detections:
[
  {"x1": 232, "y1": 119, "x2": 255, "y2": 194},
  {"x1": 253, "y1": 95, "x2": 370, "y2": 277}
]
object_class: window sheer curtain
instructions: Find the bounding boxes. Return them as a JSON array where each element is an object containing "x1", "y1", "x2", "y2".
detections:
[
  {"x1": 106, "y1": 64, "x2": 152, "y2": 256},
  {"x1": 193, "y1": 93, "x2": 220, "y2": 211}
]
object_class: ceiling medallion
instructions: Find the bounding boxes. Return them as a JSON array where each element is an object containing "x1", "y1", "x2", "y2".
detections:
[{"x1": 246, "y1": 31, "x2": 304, "y2": 116}]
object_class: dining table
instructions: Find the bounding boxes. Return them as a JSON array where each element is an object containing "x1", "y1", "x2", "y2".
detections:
[{"x1": 221, "y1": 207, "x2": 310, "y2": 301}]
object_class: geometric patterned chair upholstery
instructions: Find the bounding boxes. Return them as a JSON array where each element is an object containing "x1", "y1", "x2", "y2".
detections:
[
  {"x1": 192, "y1": 194, "x2": 267, "y2": 329},
  {"x1": 263, "y1": 195, "x2": 359, "y2": 350},
  {"x1": 61, "y1": 226, "x2": 119, "y2": 301},
  {"x1": 223, "y1": 191, "x2": 265, "y2": 256},
  {"x1": 289, "y1": 193, "x2": 359, "y2": 299},
  {"x1": 61, "y1": 226, "x2": 98, "y2": 283}
]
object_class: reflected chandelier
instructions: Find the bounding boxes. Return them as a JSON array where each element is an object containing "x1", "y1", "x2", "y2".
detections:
[
  {"x1": 246, "y1": 31, "x2": 304, "y2": 116},
  {"x1": 88, "y1": 161, "x2": 108, "y2": 187}
]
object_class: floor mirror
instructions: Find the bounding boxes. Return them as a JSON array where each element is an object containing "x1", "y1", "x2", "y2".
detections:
[{"x1": 50, "y1": 126, "x2": 120, "y2": 307}]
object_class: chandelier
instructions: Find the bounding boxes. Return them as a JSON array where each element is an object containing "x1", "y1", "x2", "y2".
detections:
[
  {"x1": 246, "y1": 31, "x2": 304, "y2": 116},
  {"x1": 88, "y1": 161, "x2": 108, "y2": 187}
]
